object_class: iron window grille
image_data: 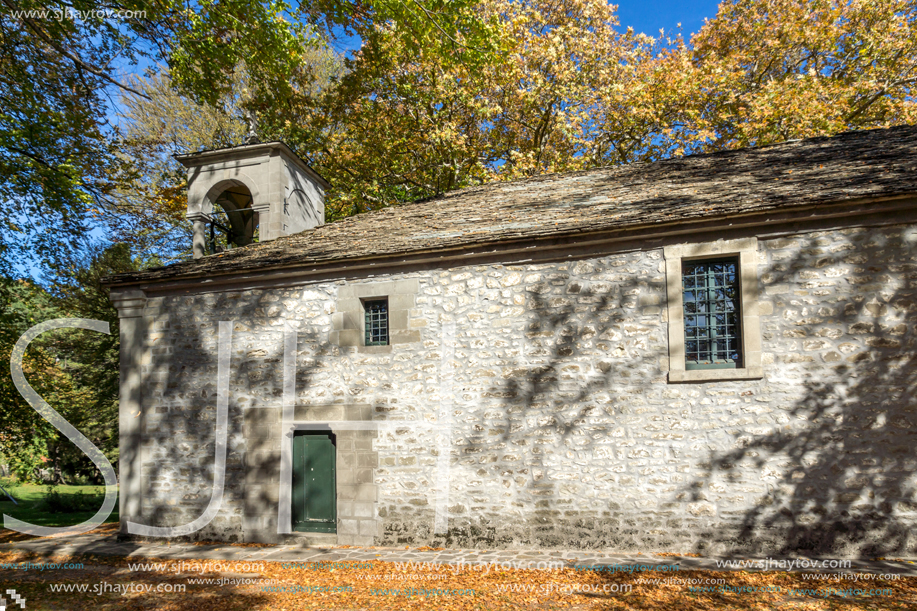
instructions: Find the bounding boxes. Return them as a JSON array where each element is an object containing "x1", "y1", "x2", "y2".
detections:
[
  {"x1": 683, "y1": 258, "x2": 742, "y2": 370},
  {"x1": 363, "y1": 299, "x2": 389, "y2": 346}
]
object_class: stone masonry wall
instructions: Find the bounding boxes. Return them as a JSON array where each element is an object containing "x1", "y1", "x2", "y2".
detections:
[{"x1": 134, "y1": 221, "x2": 917, "y2": 555}]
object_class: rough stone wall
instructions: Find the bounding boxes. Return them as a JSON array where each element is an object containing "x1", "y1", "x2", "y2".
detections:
[{"x1": 135, "y1": 221, "x2": 917, "y2": 555}]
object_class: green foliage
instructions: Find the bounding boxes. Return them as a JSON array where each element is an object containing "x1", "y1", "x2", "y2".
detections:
[
  {"x1": 2, "y1": 436, "x2": 49, "y2": 484},
  {"x1": 168, "y1": 0, "x2": 321, "y2": 108},
  {"x1": 42, "y1": 485, "x2": 99, "y2": 513},
  {"x1": 0, "y1": 244, "x2": 139, "y2": 485},
  {"x1": 0, "y1": 278, "x2": 60, "y2": 474},
  {"x1": 300, "y1": 0, "x2": 504, "y2": 69},
  {"x1": 42, "y1": 243, "x2": 143, "y2": 483},
  {"x1": 0, "y1": 3, "x2": 118, "y2": 277},
  {"x1": 0, "y1": 0, "x2": 320, "y2": 275}
]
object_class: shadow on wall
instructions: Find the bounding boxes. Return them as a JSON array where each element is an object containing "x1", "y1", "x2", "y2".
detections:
[
  {"x1": 136, "y1": 291, "x2": 252, "y2": 541},
  {"x1": 138, "y1": 291, "x2": 327, "y2": 542},
  {"x1": 133, "y1": 224, "x2": 917, "y2": 557},
  {"x1": 434, "y1": 256, "x2": 666, "y2": 550},
  {"x1": 435, "y1": 226, "x2": 916, "y2": 557},
  {"x1": 686, "y1": 228, "x2": 917, "y2": 557}
]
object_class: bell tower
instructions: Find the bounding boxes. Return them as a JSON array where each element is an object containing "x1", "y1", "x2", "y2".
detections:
[{"x1": 176, "y1": 142, "x2": 329, "y2": 258}]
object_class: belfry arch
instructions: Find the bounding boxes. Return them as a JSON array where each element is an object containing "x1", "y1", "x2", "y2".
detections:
[
  {"x1": 176, "y1": 142, "x2": 329, "y2": 258},
  {"x1": 205, "y1": 179, "x2": 258, "y2": 249}
]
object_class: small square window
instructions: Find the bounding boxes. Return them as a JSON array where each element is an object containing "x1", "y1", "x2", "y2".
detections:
[
  {"x1": 363, "y1": 298, "x2": 389, "y2": 346},
  {"x1": 683, "y1": 258, "x2": 742, "y2": 369}
]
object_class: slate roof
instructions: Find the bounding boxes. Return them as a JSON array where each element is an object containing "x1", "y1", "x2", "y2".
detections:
[{"x1": 106, "y1": 124, "x2": 917, "y2": 286}]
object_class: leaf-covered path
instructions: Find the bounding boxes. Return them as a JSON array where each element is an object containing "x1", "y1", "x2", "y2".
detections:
[{"x1": 2, "y1": 524, "x2": 916, "y2": 610}]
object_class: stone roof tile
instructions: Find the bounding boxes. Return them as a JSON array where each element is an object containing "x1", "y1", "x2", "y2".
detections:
[{"x1": 106, "y1": 124, "x2": 917, "y2": 286}]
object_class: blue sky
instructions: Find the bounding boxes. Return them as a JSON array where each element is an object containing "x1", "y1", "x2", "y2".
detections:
[
  {"x1": 324, "y1": 1, "x2": 726, "y2": 55},
  {"x1": 617, "y1": 0, "x2": 722, "y2": 38}
]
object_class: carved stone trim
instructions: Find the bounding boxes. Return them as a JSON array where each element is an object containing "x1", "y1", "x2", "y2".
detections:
[
  {"x1": 330, "y1": 279, "x2": 421, "y2": 349},
  {"x1": 664, "y1": 238, "x2": 763, "y2": 383}
]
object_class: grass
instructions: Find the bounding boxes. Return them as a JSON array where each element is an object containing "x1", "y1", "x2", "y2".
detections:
[{"x1": 0, "y1": 483, "x2": 119, "y2": 528}]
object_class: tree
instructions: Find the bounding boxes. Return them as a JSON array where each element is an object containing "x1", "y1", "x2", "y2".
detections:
[
  {"x1": 107, "y1": 70, "x2": 249, "y2": 263},
  {"x1": 0, "y1": 244, "x2": 138, "y2": 483},
  {"x1": 3, "y1": 0, "x2": 492, "y2": 266},
  {"x1": 299, "y1": 0, "x2": 502, "y2": 69},
  {"x1": 44, "y1": 243, "x2": 140, "y2": 483},
  {"x1": 0, "y1": 0, "x2": 319, "y2": 275},
  {"x1": 111, "y1": 49, "x2": 345, "y2": 262},
  {"x1": 662, "y1": 0, "x2": 917, "y2": 152},
  {"x1": 0, "y1": 278, "x2": 67, "y2": 482},
  {"x1": 286, "y1": 0, "x2": 658, "y2": 217},
  {"x1": 280, "y1": 0, "x2": 917, "y2": 218},
  {"x1": 0, "y1": 10, "x2": 116, "y2": 277},
  {"x1": 7, "y1": 0, "x2": 913, "y2": 272}
]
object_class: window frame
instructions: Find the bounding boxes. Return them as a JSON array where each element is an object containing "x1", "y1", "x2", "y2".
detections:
[
  {"x1": 362, "y1": 298, "x2": 390, "y2": 346},
  {"x1": 330, "y1": 279, "x2": 421, "y2": 352},
  {"x1": 682, "y1": 257, "x2": 742, "y2": 370},
  {"x1": 664, "y1": 238, "x2": 763, "y2": 383}
]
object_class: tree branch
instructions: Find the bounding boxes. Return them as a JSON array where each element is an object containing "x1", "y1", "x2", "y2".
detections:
[
  {"x1": 7, "y1": 145, "x2": 73, "y2": 178},
  {"x1": 1, "y1": 0, "x2": 152, "y2": 99},
  {"x1": 845, "y1": 76, "x2": 917, "y2": 123},
  {"x1": 404, "y1": 0, "x2": 485, "y2": 53}
]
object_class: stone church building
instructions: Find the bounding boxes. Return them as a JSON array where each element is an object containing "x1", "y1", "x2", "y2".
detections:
[{"x1": 104, "y1": 126, "x2": 917, "y2": 556}]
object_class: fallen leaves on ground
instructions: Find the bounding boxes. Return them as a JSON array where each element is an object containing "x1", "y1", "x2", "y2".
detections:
[{"x1": 1, "y1": 549, "x2": 915, "y2": 611}]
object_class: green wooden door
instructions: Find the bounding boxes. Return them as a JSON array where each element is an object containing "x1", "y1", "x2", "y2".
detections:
[{"x1": 292, "y1": 431, "x2": 336, "y2": 533}]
